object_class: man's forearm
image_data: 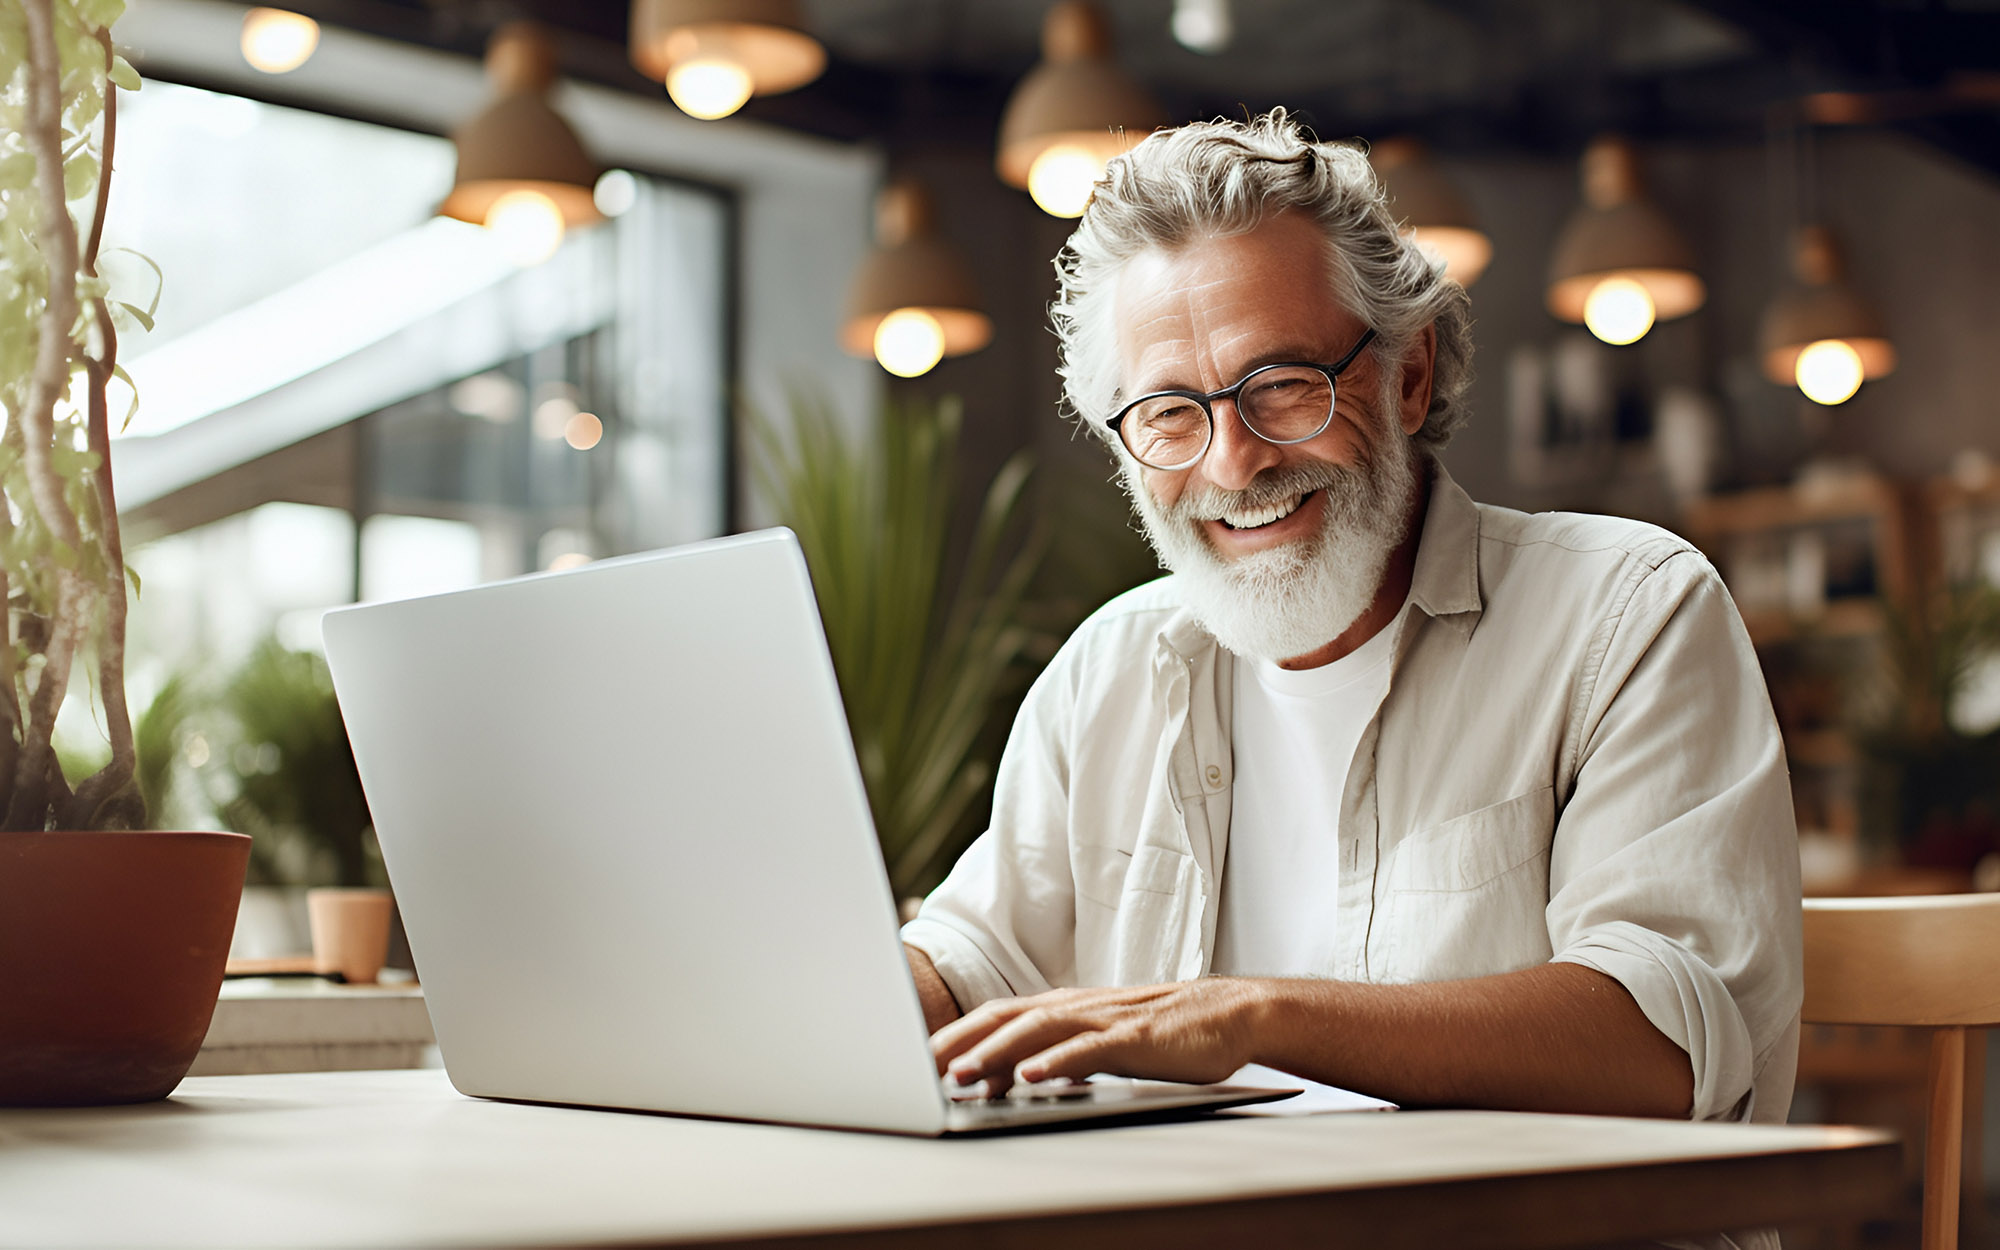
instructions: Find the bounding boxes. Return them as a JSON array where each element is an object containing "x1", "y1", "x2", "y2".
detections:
[
  {"x1": 904, "y1": 944, "x2": 962, "y2": 1035},
  {"x1": 1249, "y1": 961, "x2": 1693, "y2": 1117}
]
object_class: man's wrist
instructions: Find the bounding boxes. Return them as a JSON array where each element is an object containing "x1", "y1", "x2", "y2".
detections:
[{"x1": 1228, "y1": 976, "x2": 1297, "y2": 1069}]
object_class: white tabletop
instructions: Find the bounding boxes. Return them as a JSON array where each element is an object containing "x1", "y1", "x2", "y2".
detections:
[{"x1": 0, "y1": 1069, "x2": 1897, "y2": 1248}]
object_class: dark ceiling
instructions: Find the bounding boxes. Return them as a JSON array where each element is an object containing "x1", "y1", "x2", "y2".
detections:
[{"x1": 271, "y1": 0, "x2": 2000, "y2": 173}]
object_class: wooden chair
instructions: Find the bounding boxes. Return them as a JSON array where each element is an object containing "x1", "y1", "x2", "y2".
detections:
[{"x1": 1803, "y1": 894, "x2": 2000, "y2": 1249}]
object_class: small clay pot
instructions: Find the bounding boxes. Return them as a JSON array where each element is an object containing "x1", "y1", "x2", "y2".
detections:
[
  {"x1": 0, "y1": 830, "x2": 251, "y2": 1106},
  {"x1": 307, "y1": 887, "x2": 394, "y2": 985}
]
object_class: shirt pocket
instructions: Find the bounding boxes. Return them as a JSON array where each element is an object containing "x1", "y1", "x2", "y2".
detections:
[
  {"x1": 1385, "y1": 786, "x2": 1556, "y2": 893},
  {"x1": 1073, "y1": 841, "x2": 1187, "y2": 909},
  {"x1": 1374, "y1": 786, "x2": 1557, "y2": 981},
  {"x1": 1072, "y1": 843, "x2": 1200, "y2": 986}
]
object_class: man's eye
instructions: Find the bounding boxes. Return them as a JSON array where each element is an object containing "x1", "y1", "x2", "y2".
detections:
[{"x1": 1139, "y1": 402, "x2": 1203, "y2": 433}]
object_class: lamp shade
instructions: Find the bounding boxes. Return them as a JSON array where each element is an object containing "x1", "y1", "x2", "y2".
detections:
[
  {"x1": 1546, "y1": 136, "x2": 1703, "y2": 325},
  {"x1": 842, "y1": 181, "x2": 993, "y2": 375},
  {"x1": 630, "y1": 0, "x2": 824, "y2": 102},
  {"x1": 1758, "y1": 225, "x2": 1896, "y2": 385},
  {"x1": 996, "y1": 1, "x2": 1165, "y2": 214},
  {"x1": 439, "y1": 23, "x2": 603, "y2": 228},
  {"x1": 1370, "y1": 137, "x2": 1492, "y2": 287}
]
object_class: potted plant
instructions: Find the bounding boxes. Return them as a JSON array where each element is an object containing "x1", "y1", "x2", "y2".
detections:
[
  {"x1": 1852, "y1": 583, "x2": 2000, "y2": 877},
  {"x1": 755, "y1": 391, "x2": 1049, "y2": 902},
  {"x1": 207, "y1": 640, "x2": 393, "y2": 983},
  {"x1": 0, "y1": 0, "x2": 249, "y2": 1105}
]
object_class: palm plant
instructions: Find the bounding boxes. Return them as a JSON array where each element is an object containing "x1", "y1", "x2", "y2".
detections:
[{"x1": 755, "y1": 391, "x2": 1048, "y2": 897}]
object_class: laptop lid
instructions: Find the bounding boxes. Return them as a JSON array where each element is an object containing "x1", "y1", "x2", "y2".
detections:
[{"x1": 322, "y1": 530, "x2": 949, "y2": 1135}]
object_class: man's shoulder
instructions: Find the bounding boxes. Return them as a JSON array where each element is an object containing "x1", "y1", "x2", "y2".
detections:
[
  {"x1": 1049, "y1": 574, "x2": 1187, "y2": 659},
  {"x1": 1474, "y1": 500, "x2": 1706, "y2": 583},
  {"x1": 1018, "y1": 575, "x2": 1189, "y2": 725}
]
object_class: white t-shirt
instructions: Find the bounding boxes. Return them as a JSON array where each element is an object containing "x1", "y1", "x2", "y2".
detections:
[{"x1": 1210, "y1": 619, "x2": 1398, "y2": 978}]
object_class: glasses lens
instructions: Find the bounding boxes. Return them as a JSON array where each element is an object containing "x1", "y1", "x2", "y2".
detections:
[
  {"x1": 1121, "y1": 396, "x2": 1209, "y2": 469},
  {"x1": 1239, "y1": 366, "x2": 1333, "y2": 443}
]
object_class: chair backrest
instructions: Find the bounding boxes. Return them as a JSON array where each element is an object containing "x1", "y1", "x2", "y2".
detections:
[
  {"x1": 1802, "y1": 893, "x2": 2000, "y2": 1027},
  {"x1": 1802, "y1": 892, "x2": 2000, "y2": 1250}
]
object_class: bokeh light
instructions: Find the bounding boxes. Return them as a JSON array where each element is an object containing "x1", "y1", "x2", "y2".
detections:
[
  {"x1": 241, "y1": 8, "x2": 319, "y2": 74},
  {"x1": 666, "y1": 58, "x2": 754, "y2": 120},
  {"x1": 1796, "y1": 339, "x2": 1865, "y2": 406},
  {"x1": 486, "y1": 189, "x2": 566, "y2": 267},
  {"x1": 1583, "y1": 276, "x2": 1656, "y2": 345},
  {"x1": 873, "y1": 309, "x2": 946, "y2": 378},
  {"x1": 1027, "y1": 145, "x2": 1103, "y2": 218}
]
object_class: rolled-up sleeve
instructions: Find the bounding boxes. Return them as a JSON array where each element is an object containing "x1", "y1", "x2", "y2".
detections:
[
  {"x1": 900, "y1": 653, "x2": 1081, "y2": 1011},
  {"x1": 1547, "y1": 552, "x2": 1803, "y2": 1122}
]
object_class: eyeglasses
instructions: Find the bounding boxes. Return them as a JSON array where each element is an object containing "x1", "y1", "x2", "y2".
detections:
[{"x1": 1106, "y1": 328, "x2": 1378, "y2": 471}]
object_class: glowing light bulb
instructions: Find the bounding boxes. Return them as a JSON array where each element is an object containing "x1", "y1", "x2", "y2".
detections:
[
  {"x1": 593, "y1": 170, "x2": 638, "y2": 218},
  {"x1": 1172, "y1": 0, "x2": 1233, "y2": 53},
  {"x1": 1795, "y1": 339, "x2": 1865, "y2": 406},
  {"x1": 1027, "y1": 145, "x2": 1104, "y2": 218},
  {"x1": 241, "y1": 8, "x2": 319, "y2": 74},
  {"x1": 486, "y1": 189, "x2": 566, "y2": 267},
  {"x1": 666, "y1": 57, "x2": 754, "y2": 120},
  {"x1": 1582, "y1": 276, "x2": 1656, "y2": 345},
  {"x1": 873, "y1": 309, "x2": 946, "y2": 378},
  {"x1": 563, "y1": 412, "x2": 604, "y2": 450}
]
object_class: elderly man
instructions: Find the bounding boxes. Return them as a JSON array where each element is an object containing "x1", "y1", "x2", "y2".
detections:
[{"x1": 900, "y1": 112, "x2": 1800, "y2": 1130}]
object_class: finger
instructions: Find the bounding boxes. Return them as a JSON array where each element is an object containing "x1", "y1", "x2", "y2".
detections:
[
  {"x1": 930, "y1": 998, "x2": 1033, "y2": 1075},
  {"x1": 949, "y1": 1008, "x2": 1107, "y2": 1095},
  {"x1": 1015, "y1": 1030, "x2": 1131, "y2": 1085}
]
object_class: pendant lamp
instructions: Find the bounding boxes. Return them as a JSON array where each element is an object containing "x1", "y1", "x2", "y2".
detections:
[
  {"x1": 1369, "y1": 138, "x2": 1492, "y2": 288},
  {"x1": 1758, "y1": 225, "x2": 1895, "y2": 407},
  {"x1": 842, "y1": 181, "x2": 993, "y2": 379},
  {"x1": 997, "y1": 1, "x2": 1166, "y2": 219},
  {"x1": 1546, "y1": 136, "x2": 1704, "y2": 346},
  {"x1": 630, "y1": 0, "x2": 824, "y2": 121},
  {"x1": 439, "y1": 22, "x2": 603, "y2": 264}
]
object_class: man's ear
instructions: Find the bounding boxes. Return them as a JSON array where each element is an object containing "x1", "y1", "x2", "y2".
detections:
[{"x1": 1398, "y1": 323, "x2": 1437, "y2": 437}]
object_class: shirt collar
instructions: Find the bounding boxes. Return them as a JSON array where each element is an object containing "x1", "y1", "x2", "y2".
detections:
[{"x1": 1407, "y1": 458, "x2": 1484, "y2": 623}]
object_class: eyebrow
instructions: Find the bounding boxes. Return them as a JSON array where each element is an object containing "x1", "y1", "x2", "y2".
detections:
[{"x1": 1131, "y1": 345, "x2": 1329, "y2": 397}]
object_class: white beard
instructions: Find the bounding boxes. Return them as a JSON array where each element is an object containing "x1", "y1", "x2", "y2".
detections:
[{"x1": 1122, "y1": 395, "x2": 1420, "y2": 664}]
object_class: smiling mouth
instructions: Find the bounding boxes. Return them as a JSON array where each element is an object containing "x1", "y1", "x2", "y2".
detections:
[{"x1": 1218, "y1": 489, "x2": 1316, "y2": 531}]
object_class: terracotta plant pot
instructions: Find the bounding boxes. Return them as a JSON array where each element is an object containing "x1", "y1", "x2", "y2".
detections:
[
  {"x1": 0, "y1": 830, "x2": 251, "y2": 1106},
  {"x1": 306, "y1": 887, "x2": 394, "y2": 985}
]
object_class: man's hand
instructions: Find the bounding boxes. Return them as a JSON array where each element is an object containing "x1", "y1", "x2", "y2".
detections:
[
  {"x1": 923, "y1": 963, "x2": 1694, "y2": 1118},
  {"x1": 930, "y1": 979, "x2": 1263, "y2": 1095}
]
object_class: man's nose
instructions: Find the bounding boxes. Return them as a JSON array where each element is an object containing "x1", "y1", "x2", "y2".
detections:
[{"x1": 1201, "y1": 398, "x2": 1283, "y2": 491}]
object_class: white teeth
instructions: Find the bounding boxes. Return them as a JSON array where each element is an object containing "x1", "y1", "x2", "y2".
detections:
[{"x1": 1220, "y1": 492, "x2": 1306, "y2": 530}]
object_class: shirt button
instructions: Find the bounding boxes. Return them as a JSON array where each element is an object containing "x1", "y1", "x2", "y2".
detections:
[{"x1": 1205, "y1": 765, "x2": 1223, "y2": 787}]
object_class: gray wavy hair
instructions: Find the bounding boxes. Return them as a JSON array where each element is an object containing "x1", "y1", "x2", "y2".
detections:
[{"x1": 1050, "y1": 110, "x2": 1475, "y2": 459}]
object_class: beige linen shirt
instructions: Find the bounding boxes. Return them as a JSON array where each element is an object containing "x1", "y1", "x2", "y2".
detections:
[{"x1": 902, "y1": 465, "x2": 1803, "y2": 1127}]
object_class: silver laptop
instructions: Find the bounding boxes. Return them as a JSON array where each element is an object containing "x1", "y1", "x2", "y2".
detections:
[{"x1": 321, "y1": 529, "x2": 1292, "y2": 1135}]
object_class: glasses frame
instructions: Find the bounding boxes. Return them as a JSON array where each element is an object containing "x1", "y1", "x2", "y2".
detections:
[{"x1": 1105, "y1": 327, "x2": 1379, "y2": 471}]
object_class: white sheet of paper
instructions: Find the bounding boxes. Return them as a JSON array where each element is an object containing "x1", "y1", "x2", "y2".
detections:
[{"x1": 1220, "y1": 1063, "x2": 1398, "y2": 1115}]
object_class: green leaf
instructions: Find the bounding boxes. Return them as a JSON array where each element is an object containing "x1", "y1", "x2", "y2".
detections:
[
  {"x1": 112, "y1": 300, "x2": 151, "y2": 332},
  {"x1": 110, "y1": 363, "x2": 139, "y2": 431},
  {"x1": 75, "y1": 0, "x2": 128, "y2": 32},
  {"x1": 62, "y1": 150, "x2": 97, "y2": 203},
  {"x1": 107, "y1": 247, "x2": 163, "y2": 318},
  {"x1": 123, "y1": 562, "x2": 139, "y2": 600},
  {"x1": 107, "y1": 53, "x2": 138, "y2": 92}
]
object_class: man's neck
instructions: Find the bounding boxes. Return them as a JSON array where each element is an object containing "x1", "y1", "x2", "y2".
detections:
[{"x1": 1274, "y1": 468, "x2": 1430, "y2": 672}]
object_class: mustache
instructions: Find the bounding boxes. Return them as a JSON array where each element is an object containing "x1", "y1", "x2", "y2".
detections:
[{"x1": 1159, "y1": 460, "x2": 1366, "y2": 524}]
